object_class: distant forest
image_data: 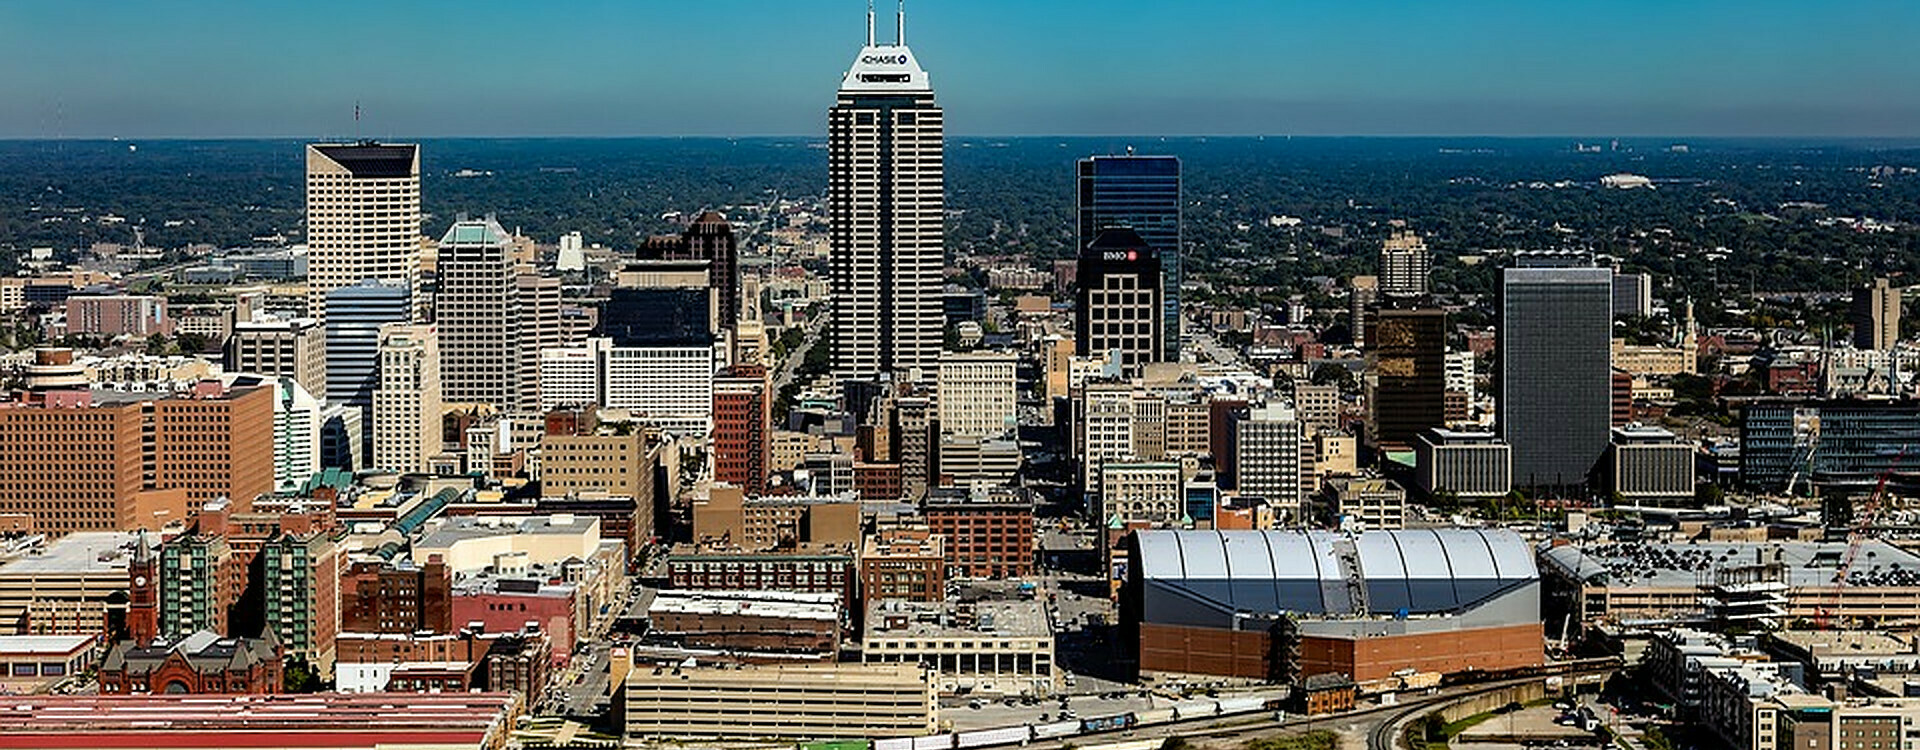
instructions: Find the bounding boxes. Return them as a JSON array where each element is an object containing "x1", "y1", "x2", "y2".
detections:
[{"x1": 2, "y1": 137, "x2": 1917, "y2": 302}]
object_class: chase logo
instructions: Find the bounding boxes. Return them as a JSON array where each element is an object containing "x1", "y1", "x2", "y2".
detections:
[{"x1": 861, "y1": 54, "x2": 910, "y2": 65}]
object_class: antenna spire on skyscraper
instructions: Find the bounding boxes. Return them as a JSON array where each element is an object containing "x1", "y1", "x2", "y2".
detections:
[
  {"x1": 867, "y1": 0, "x2": 875, "y2": 46},
  {"x1": 897, "y1": 0, "x2": 905, "y2": 45}
]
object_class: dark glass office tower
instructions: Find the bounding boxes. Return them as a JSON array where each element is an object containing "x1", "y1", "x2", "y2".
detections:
[
  {"x1": 1075, "y1": 227, "x2": 1162, "y2": 375},
  {"x1": 1078, "y1": 155, "x2": 1182, "y2": 360},
  {"x1": 602, "y1": 287, "x2": 714, "y2": 348},
  {"x1": 1497, "y1": 259, "x2": 1614, "y2": 493},
  {"x1": 1368, "y1": 308, "x2": 1448, "y2": 452}
]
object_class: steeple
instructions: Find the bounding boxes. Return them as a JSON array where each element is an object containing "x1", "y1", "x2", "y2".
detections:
[
  {"x1": 896, "y1": 0, "x2": 906, "y2": 45},
  {"x1": 126, "y1": 529, "x2": 158, "y2": 645}
]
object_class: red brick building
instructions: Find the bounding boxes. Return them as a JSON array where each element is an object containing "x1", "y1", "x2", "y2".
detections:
[
  {"x1": 713, "y1": 365, "x2": 771, "y2": 496},
  {"x1": 924, "y1": 488, "x2": 1034, "y2": 579},
  {"x1": 341, "y1": 557, "x2": 453, "y2": 634},
  {"x1": 98, "y1": 630, "x2": 283, "y2": 695}
]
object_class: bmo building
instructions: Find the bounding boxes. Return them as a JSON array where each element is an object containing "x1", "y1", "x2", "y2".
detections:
[{"x1": 1075, "y1": 226, "x2": 1164, "y2": 377}]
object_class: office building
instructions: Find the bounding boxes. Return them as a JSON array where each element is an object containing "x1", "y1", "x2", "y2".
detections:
[
  {"x1": 1236, "y1": 404, "x2": 1306, "y2": 522},
  {"x1": 713, "y1": 365, "x2": 772, "y2": 496},
  {"x1": 638, "y1": 212, "x2": 740, "y2": 332},
  {"x1": 828, "y1": 7, "x2": 944, "y2": 382},
  {"x1": 597, "y1": 339, "x2": 715, "y2": 436},
  {"x1": 59, "y1": 292, "x2": 171, "y2": 338},
  {"x1": 323, "y1": 280, "x2": 410, "y2": 408},
  {"x1": 1379, "y1": 230, "x2": 1430, "y2": 299},
  {"x1": 644, "y1": 589, "x2": 840, "y2": 659},
  {"x1": 1075, "y1": 227, "x2": 1164, "y2": 375},
  {"x1": 1324, "y1": 477, "x2": 1407, "y2": 530},
  {"x1": 1098, "y1": 462, "x2": 1184, "y2": 526},
  {"x1": 433, "y1": 219, "x2": 519, "y2": 410},
  {"x1": 1123, "y1": 529, "x2": 1542, "y2": 685},
  {"x1": 1851, "y1": 277, "x2": 1901, "y2": 351},
  {"x1": 539, "y1": 428, "x2": 657, "y2": 544},
  {"x1": 862, "y1": 599, "x2": 1055, "y2": 696},
  {"x1": 0, "y1": 532, "x2": 156, "y2": 635},
  {"x1": 1367, "y1": 308, "x2": 1448, "y2": 451},
  {"x1": 1498, "y1": 260, "x2": 1613, "y2": 491},
  {"x1": 371, "y1": 324, "x2": 441, "y2": 474},
  {"x1": 1612, "y1": 271, "x2": 1653, "y2": 318},
  {"x1": 1602, "y1": 424, "x2": 1695, "y2": 504},
  {"x1": 1078, "y1": 153, "x2": 1182, "y2": 358},
  {"x1": 603, "y1": 271, "x2": 715, "y2": 348},
  {"x1": 1077, "y1": 383, "x2": 1139, "y2": 489},
  {"x1": 860, "y1": 528, "x2": 946, "y2": 606},
  {"x1": 1413, "y1": 429, "x2": 1513, "y2": 500},
  {"x1": 665, "y1": 542, "x2": 856, "y2": 603},
  {"x1": 305, "y1": 142, "x2": 422, "y2": 318},
  {"x1": 226, "y1": 315, "x2": 326, "y2": 398},
  {"x1": 1739, "y1": 400, "x2": 1920, "y2": 493},
  {"x1": 923, "y1": 488, "x2": 1034, "y2": 579},
  {"x1": 622, "y1": 662, "x2": 936, "y2": 740},
  {"x1": 1350, "y1": 275, "x2": 1378, "y2": 348},
  {"x1": 515, "y1": 272, "x2": 564, "y2": 413},
  {"x1": 936, "y1": 352, "x2": 1018, "y2": 438},
  {"x1": 271, "y1": 378, "x2": 322, "y2": 494}
]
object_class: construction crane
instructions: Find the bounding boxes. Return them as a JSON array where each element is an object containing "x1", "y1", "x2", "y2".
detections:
[{"x1": 1815, "y1": 446, "x2": 1907, "y2": 629}]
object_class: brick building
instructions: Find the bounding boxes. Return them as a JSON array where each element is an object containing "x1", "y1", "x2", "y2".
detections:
[
  {"x1": 98, "y1": 629, "x2": 283, "y2": 695},
  {"x1": 713, "y1": 365, "x2": 771, "y2": 495},
  {"x1": 859, "y1": 529, "x2": 946, "y2": 608},
  {"x1": 924, "y1": 488, "x2": 1034, "y2": 579}
]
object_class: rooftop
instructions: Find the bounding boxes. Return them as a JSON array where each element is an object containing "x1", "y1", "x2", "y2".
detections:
[
  {"x1": 648, "y1": 589, "x2": 840, "y2": 622},
  {"x1": 864, "y1": 598, "x2": 1050, "y2": 639},
  {"x1": 0, "y1": 532, "x2": 153, "y2": 576},
  {"x1": 0, "y1": 692, "x2": 516, "y2": 736},
  {"x1": 1541, "y1": 540, "x2": 1920, "y2": 589},
  {"x1": 1770, "y1": 630, "x2": 1916, "y2": 658},
  {"x1": 416, "y1": 514, "x2": 599, "y2": 549},
  {"x1": 0, "y1": 634, "x2": 96, "y2": 654}
]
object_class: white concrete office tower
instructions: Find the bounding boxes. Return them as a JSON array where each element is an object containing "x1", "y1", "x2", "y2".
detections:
[
  {"x1": 435, "y1": 219, "x2": 519, "y2": 410},
  {"x1": 936, "y1": 352, "x2": 1018, "y2": 439},
  {"x1": 273, "y1": 377, "x2": 322, "y2": 494},
  {"x1": 1235, "y1": 403, "x2": 1306, "y2": 523},
  {"x1": 1380, "y1": 230, "x2": 1431, "y2": 299},
  {"x1": 828, "y1": 3, "x2": 944, "y2": 382},
  {"x1": 372, "y1": 323, "x2": 441, "y2": 474},
  {"x1": 537, "y1": 346, "x2": 598, "y2": 411},
  {"x1": 538, "y1": 338, "x2": 714, "y2": 436},
  {"x1": 305, "y1": 143, "x2": 422, "y2": 318},
  {"x1": 556, "y1": 231, "x2": 586, "y2": 272}
]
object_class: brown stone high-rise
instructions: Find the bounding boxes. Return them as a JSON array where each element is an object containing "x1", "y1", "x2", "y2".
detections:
[{"x1": 637, "y1": 211, "x2": 739, "y2": 333}]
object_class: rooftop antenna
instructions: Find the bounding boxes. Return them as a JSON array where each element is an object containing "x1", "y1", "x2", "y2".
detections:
[
  {"x1": 897, "y1": 0, "x2": 905, "y2": 45},
  {"x1": 866, "y1": 0, "x2": 875, "y2": 46}
]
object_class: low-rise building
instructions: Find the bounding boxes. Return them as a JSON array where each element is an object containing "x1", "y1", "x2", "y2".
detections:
[
  {"x1": 1413, "y1": 428, "x2": 1512, "y2": 499},
  {"x1": 644, "y1": 589, "x2": 839, "y2": 659},
  {"x1": 924, "y1": 488, "x2": 1035, "y2": 579},
  {"x1": 98, "y1": 629, "x2": 283, "y2": 695},
  {"x1": 860, "y1": 528, "x2": 946, "y2": 608},
  {"x1": 0, "y1": 633, "x2": 97, "y2": 692},
  {"x1": 0, "y1": 532, "x2": 154, "y2": 635},
  {"x1": 861, "y1": 598, "x2": 1056, "y2": 697},
  {"x1": 0, "y1": 693, "x2": 521, "y2": 750},
  {"x1": 665, "y1": 542, "x2": 857, "y2": 603},
  {"x1": 1324, "y1": 477, "x2": 1407, "y2": 530},
  {"x1": 622, "y1": 662, "x2": 936, "y2": 739}
]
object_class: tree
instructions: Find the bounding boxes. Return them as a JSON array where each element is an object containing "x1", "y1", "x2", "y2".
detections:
[
  {"x1": 1695, "y1": 483, "x2": 1725, "y2": 506},
  {"x1": 144, "y1": 333, "x2": 167, "y2": 355},
  {"x1": 1310, "y1": 363, "x2": 1354, "y2": 390},
  {"x1": 282, "y1": 655, "x2": 325, "y2": 693}
]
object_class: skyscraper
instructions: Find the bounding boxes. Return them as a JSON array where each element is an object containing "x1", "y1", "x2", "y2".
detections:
[
  {"x1": 1349, "y1": 275, "x2": 1378, "y2": 348},
  {"x1": 434, "y1": 218, "x2": 519, "y2": 410},
  {"x1": 828, "y1": 4, "x2": 944, "y2": 382},
  {"x1": 305, "y1": 143, "x2": 422, "y2": 318},
  {"x1": 323, "y1": 280, "x2": 411, "y2": 408},
  {"x1": 1851, "y1": 277, "x2": 1902, "y2": 351},
  {"x1": 713, "y1": 364, "x2": 772, "y2": 496},
  {"x1": 515, "y1": 272, "x2": 564, "y2": 414},
  {"x1": 1075, "y1": 227, "x2": 1163, "y2": 375},
  {"x1": 635, "y1": 212, "x2": 740, "y2": 334},
  {"x1": 371, "y1": 323, "x2": 442, "y2": 474},
  {"x1": 1379, "y1": 230, "x2": 1431, "y2": 299},
  {"x1": 1366, "y1": 308, "x2": 1448, "y2": 452},
  {"x1": 1078, "y1": 154, "x2": 1182, "y2": 359},
  {"x1": 1497, "y1": 258, "x2": 1613, "y2": 491}
]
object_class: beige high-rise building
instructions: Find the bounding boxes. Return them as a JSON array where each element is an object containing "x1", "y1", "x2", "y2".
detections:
[
  {"x1": 1380, "y1": 230, "x2": 1431, "y2": 299},
  {"x1": 226, "y1": 314, "x2": 327, "y2": 398},
  {"x1": 435, "y1": 219, "x2": 518, "y2": 409},
  {"x1": 1852, "y1": 277, "x2": 1902, "y2": 351},
  {"x1": 936, "y1": 352, "x2": 1017, "y2": 439},
  {"x1": 516, "y1": 272, "x2": 564, "y2": 413},
  {"x1": 305, "y1": 143, "x2": 422, "y2": 319},
  {"x1": 372, "y1": 324, "x2": 441, "y2": 473}
]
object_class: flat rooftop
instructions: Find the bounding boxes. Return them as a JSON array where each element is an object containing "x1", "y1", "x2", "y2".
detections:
[
  {"x1": 0, "y1": 532, "x2": 152, "y2": 576},
  {"x1": 864, "y1": 598, "x2": 1050, "y2": 640},
  {"x1": 416, "y1": 515, "x2": 598, "y2": 548},
  {"x1": 649, "y1": 589, "x2": 839, "y2": 622},
  {"x1": 1543, "y1": 540, "x2": 1920, "y2": 589},
  {"x1": 0, "y1": 634, "x2": 96, "y2": 654},
  {"x1": 1771, "y1": 630, "x2": 1916, "y2": 657},
  {"x1": 0, "y1": 692, "x2": 515, "y2": 735}
]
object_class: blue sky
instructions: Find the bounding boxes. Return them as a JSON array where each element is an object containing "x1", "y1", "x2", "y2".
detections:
[{"x1": 1, "y1": 0, "x2": 1915, "y2": 138}]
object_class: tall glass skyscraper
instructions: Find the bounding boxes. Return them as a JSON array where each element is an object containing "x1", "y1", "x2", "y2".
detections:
[
  {"x1": 1497, "y1": 259, "x2": 1614, "y2": 492},
  {"x1": 828, "y1": 4, "x2": 944, "y2": 382},
  {"x1": 1078, "y1": 155, "x2": 1182, "y2": 360}
]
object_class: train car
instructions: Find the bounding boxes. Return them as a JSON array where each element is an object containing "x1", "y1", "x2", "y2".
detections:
[
  {"x1": 875, "y1": 738, "x2": 917, "y2": 750},
  {"x1": 1079, "y1": 714, "x2": 1136, "y2": 733},
  {"x1": 1076, "y1": 740, "x2": 1162, "y2": 750},
  {"x1": 801, "y1": 742, "x2": 873, "y2": 750},
  {"x1": 1033, "y1": 720, "x2": 1081, "y2": 739},
  {"x1": 955, "y1": 726, "x2": 1032, "y2": 749},
  {"x1": 1216, "y1": 696, "x2": 1270, "y2": 715},
  {"x1": 911, "y1": 735, "x2": 956, "y2": 750},
  {"x1": 1133, "y1": 708, "x2": 1175, "y2": 725}
]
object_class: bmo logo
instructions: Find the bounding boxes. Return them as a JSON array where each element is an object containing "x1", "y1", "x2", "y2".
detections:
[
  {"x1": 1103, "y1": 250, "x2": 1139, "y2": 261},
  {"x1": 862, "y1": 54, "x2": 910, "y2": 65}
]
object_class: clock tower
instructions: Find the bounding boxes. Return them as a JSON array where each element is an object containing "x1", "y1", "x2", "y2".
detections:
[{"x1": 126, "y1": 530, "x2": 157, "y2": 644}]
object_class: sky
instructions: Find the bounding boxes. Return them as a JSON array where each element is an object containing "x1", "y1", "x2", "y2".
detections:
[{"x1": 1, "y1": 0, "x2": 1917, "y2": 139}]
